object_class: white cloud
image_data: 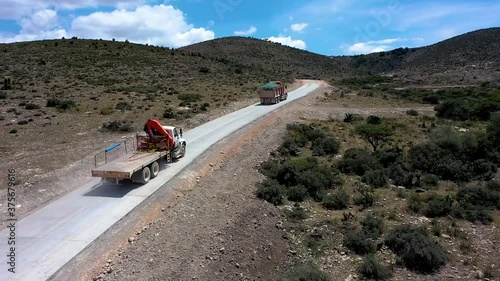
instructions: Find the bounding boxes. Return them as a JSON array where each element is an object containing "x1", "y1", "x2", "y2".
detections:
[
  {"x1": 71, "y1": 5, "x2": 214, "y2": 47},
  {"x1": 0, "y1": 5, "x2": 215, "y2": 47},
  {"x1": 344, "y1": 38, "x2": 423, "y2": 55},
  {"x1": 234, "y1": 26, "x2": 257, "y2": 36},
  {"x1": 290, "y1": 22, "x2": 308, "y2": 33},
  {"x1": 267, "y1": 35, "x2": 306, "y2": 50},
  {"x1": 0, "y1": 9, "x2": 67, "y2": 43},
  {"x1": 0, "y1": 0, "x2": 146, "y2": 18}
]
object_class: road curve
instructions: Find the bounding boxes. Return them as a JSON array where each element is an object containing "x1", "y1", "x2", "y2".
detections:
[{"x1": 0, "y1": 82, "x2": 321, "y2": 281}]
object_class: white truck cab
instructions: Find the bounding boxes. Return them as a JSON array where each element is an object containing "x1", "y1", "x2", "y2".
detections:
[{"x1": 162, "y1": 126, "x2": 187, "y2": 158}]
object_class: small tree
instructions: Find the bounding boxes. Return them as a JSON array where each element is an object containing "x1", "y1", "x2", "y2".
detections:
[{"x1": 355, "y1": 124, "x2": 393, "y2": 151}]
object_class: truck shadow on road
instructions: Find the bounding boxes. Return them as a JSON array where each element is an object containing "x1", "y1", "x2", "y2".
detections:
[{"x1": 83, "y1": 181, "x2": 142, "y2": 198}]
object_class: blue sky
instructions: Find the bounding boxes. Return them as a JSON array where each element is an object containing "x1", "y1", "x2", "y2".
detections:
[{"x1": 0, "y1": 0, "x2": 499, "y2": 55}]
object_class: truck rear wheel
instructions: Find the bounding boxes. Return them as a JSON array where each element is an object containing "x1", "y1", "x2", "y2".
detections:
[
  {"x1": 151, "y1": 161, "x2": 160, "y2": 178},
  {"x1": 141, "y1": 167, "x2": 151, "y2": 184}
]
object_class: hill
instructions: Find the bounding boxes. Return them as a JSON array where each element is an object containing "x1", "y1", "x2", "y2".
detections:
[
  {"x1": 180, "y1": 36, "x2": 356, "y2": 80},
  {"x1": 347, "y1": 28, "x2": 500, "y2": 84}
]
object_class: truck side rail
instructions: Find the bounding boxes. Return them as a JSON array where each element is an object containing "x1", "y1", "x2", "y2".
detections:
[{"x1": 94, "y1": 138, "x2": 136, "y2": 168}]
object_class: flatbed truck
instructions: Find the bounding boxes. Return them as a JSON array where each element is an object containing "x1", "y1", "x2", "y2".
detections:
[{"x1": 91, "y1": 119, "x2": 186, "y2": 184}]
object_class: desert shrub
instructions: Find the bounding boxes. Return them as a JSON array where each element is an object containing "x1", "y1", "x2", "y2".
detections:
[
  {"x1": 486, "y1": 180, "x2": 500, "y2": 191},
  {"x1": 0, "y1": 115, "x2": 4, "y2": 120},
  {"x1": 280, "y1": 263, "x2": 330, "y2": 281},
  {"x1": 9, "y1": 129, "x2": 17, "y2": 134},
  {"x1": 457, "y1": 187, "x2": 500, "y2": 210},
  {"x1": 177, "y1": 93, "x2": 202, "y2": 102},
  {"x1": 354, "y1": 187, "x2": 375, "y2": 209},
  {"x1": 286, "y1": 123, "x2": 327, "y2": 142},
  {"x1": 46, "y1": 98, "x2": 61, "y2": 107},
  {"x1": 199, "y1": 66, "x2": 210, "y2": 73},
  {"x1": 115, "y1": 101, "x2": 132, "y2": 111},
  {"x1": 17, "y1": 120, "x2": 28, "y2": 125},
  {"x1": 359, "y1": 254, "x2": 392, "y2": 280},
  {"x1": 259, "y1": 159, "x2": 281, "y2": 179},
  {"x1": 100, "y1": 106, "x2": 114, "y2": 115},
  {"x1": 163, "y1": 107, "x2": 176, "y2": 119},
  {"x1": 355, "y1": 123, "x2": 393, "y2": 151},
  {"x1": 25, "y1": 103, "x2": 40, "y2": 110},
  {"x1": 0, "y1": 92, "x2": 6, "y2": 99},
  {"x1": 435, "y1": 100, "x2": 470, "y2": 121},
  {"x1": 422, "y1": 174, "x2": 439, "y2": 187},
  {"x1": 313, "y1": 136, "x2": 340, "y2": 156},
  {"x1": 322, "y1": 190, "x2": 349, "y2": 210},
  {"x1": 274, "y1": 157, "x2": 338, "y2": 200},
  {"x1": 362, "y1": 169, "x2": 387, "y2": 188},
  {"x1": 344, "y1": 229, "x2": 376, "y2": 255},
  {"x1": 384, "y1": 225, "x2": 447, "y2": 273},
  {"x1": 339, "y1": 148, "x2": 380, "y2": 176},
  {"x1": 285, "y1": 203, "x2": 307, "y2": 221},
  {"x1": 470, "y1": 101, "x2": 500, "y2": 121},
  {"x1": 101, "y1": 120, "x2": 133, "y2": 132},
  {"x1": 255, "y1": 179, "x2": 284, "y2": 206},
  {"x1": 367, "y1": 115, "x2": 382, "y2": 125},
  {"x1": 287, "y1": 185, "x2": 308, "y2": 202},
  {"x1": 425, "y1": 194, "x2": 453, "y2": 217},
  {"x1": 361, "y1": 214, "x2": 384, "y2": 239},
  {"x1": 406, "y1": 109, "x2": 419, "y2": 116},
  {"x1": 47, "y1": 98, "x2": 77, "y2": 111},
  {"x1": 279, "y1": 133, "x2": 308, "y2": 157},
  {"x1": 374, "y1": 147, "x2": 403, "y2": 168},
  {"x1": 487, "y1": 113, "x2": 500, "y2": 163},
  {"x1": 422, "y1": 95, "x2": 440, "y2": 104},
  {"x1": 344, "y1": 113, "x2": 355, "y2": 123}
]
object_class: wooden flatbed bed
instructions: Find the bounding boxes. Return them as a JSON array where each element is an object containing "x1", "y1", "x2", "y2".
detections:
[{"x1": 91, "y1": 150, "x2": 168, "y2": 181}]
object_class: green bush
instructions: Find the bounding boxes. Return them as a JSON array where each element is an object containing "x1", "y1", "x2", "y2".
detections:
[
  {"x1": 367, "y1": 115, "x2": 382, "y2": 125},
  {"x1": 359, "y1": 254, "x2": 391, "y2": 280},
  {"x1": 384, "y1": 225, "x2": 447, "y2": 273},
  {"x1": 339, "y1": 148, "x2": 380, "y2": 176},
  {"x1": 286, "y1": 123, "x2": 326, "y2": 142},
  {"x1": 177, "y1": 93, "x2": 202, "y2": 102},
  {"x1": 25, "y1": 103, "x2": 40, "y2": 110},
  {"x1": 275, "y1": 157, "x2": 338, "y2": 201},
  {"x1": 435, "y1": 100, "x2": 470, "y2": 121},
  {"x1": 163, "y1": 107, "x2": 176, "y2": 119},
  {"x1": 279, "y1": 133, "x2": 308, "y2": 156},
  {"x1": 100, "y1": 106, "x2": 114, "y2": 115},
  {"x1": 322, "y1": 190, "x2": 349, "y2": 210},
  {"x1": 422, "y1": 95, "x2": 440, "y2": 104},
  {"x1": 46, "y1": 98, "x2": 77, "y2": 111},
  {"x1": 285, "y1": 203, "x2": 307, "y2": 221},
  {"x1": 344, "y1": 229, "x2": 376, "y2": 255},
  {"x1": 361, "y1": 214, "x2": 384, "y2": 239},
  {"x1": 374, "y1": 147, "x2": 403, "y2": 168},
  {"x1": 313, "y1": 136, "x2": 340, "y2": 156},
  {"x1": 100, "y1": 121, "x2": 133, "y2": 132},
  {"x1": 115, "y1": 101, "x2": 132, "y2": 111},
  {"x1": 280, "y1": 263, "x2": 330, "y2": 281},
  {"x1": 354, "y1": 185, "x2": 375, "y2": 208},
  {"x1": 425, "y1": 194, "x2": 453, "y2": 217},
  {"x1": 422, "y1": 174, "x2": 439, "y2": 187},
  {"x1": 255, "y1": 179, "x2": 284, "y2": 206},
  {"x1": 362, "y1": 169, "x2": 387, "y2": 188},
  {"x1": 0, "y1": 92, "x2": 6, "y2": 99},
  {"x1": 354, "y1": 123, "x2": 393, "y2": 151},
  {"x1": 287, "y1": 185, "x2": 308, "y2": 202},
  {"x1": 406, "y1": 109, "x2": 419, "y2": 116},
  {"x1": 344, "y1": 113, "x2": 355, "y2": 123},
  {"x1": 199, "y1": 66, "x2": 210, "y2": 73}
]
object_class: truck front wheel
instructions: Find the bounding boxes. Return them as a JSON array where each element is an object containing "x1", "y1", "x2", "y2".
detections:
[
  {"x1": 141, "y1": 167, "x2": 151, "y2": 184},
  {"x1": 180, "y1": 144, "x2": 186, "y2": 158}
]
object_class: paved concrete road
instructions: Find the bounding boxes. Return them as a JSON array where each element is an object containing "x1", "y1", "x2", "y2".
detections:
[{"x1": 0, "y1": 82, "x2": 321, "y2": 281}]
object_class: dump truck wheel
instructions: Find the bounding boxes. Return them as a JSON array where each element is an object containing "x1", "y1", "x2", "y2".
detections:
[
  {"x1": 151, "y1": 161, "x2": 160, "y2": 178},
  {"x1": 141, "y1": 167, "x2": 151, "y2": 184}
]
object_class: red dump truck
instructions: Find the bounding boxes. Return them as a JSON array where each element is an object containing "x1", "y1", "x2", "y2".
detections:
[
  {"x1": 258, "y1": 81, "x2": 288, "y2": 105},
  {"x1": 91, "y1": 119, "x2": 187, "y2": 184}
]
